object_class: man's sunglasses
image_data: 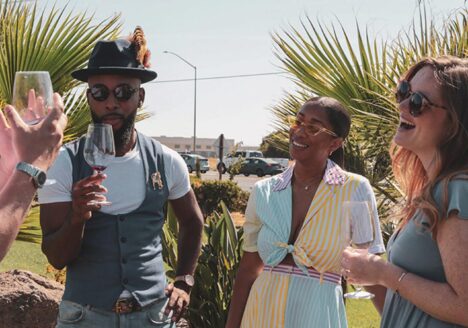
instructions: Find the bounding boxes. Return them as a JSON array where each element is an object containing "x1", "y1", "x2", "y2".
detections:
[
  {"x1": 395, "y1": 80, "x2": 447, "y2": 117},
  {"x1": 87, "y1": 84, "x2": 139, "y2": 102},
  {"x1": 287, "y1": 115, "x2": 338, "y2": 137}
]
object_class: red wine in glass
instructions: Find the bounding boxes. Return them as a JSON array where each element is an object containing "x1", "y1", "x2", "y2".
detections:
[
  {"x1": 83, "y1": 123, "x2": 115, "y2": 206},
  {"x1": 91, "y1": 165, "x2": 107, "y2": 172}
]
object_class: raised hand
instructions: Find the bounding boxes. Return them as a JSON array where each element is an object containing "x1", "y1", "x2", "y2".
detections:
[
  {"x1": 0, "y1": 109, "x2": 17, "y2": 184},
  {"x1": 2, "y1": 93, "x2": 67, "y2": 171}
]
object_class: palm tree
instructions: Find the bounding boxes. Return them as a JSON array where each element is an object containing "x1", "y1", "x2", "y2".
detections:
[
  {"x1": 271, "y1": 5, "x2": 467, "y2": 235},
  {"x1": 0, "y1": 0, "x2": 122, "y2": 142},
  {"x1": 0, "y1": 0, "x2": 122, "y2": 243}
]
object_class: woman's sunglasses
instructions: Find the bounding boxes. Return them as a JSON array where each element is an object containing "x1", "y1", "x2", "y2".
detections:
[
  {"x1": 87, "y1": 84, "x2": 139, "y2": 102},
  {"x1": 287, "y1": 115, "x2": 338, "y2": 137},
  {"x1": 395, "y1": 80, "x2": 447, "y2": 117}
]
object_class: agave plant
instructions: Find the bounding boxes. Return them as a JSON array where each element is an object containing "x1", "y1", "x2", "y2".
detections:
[
  {"x1": 162, "y1": 201, "x2": 243, "y2": 327},
  {"x1": 271, "y1": 5, "x2": 467, "y2": 226}
]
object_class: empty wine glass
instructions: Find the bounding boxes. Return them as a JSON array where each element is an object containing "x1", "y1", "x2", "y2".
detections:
[
  {"x1": 83, "y1": 123, "x2": 115, "y2": 206},
  {"x1": 11, "y1": 71, "x2": 53, "y2": 125},
  {"x1": 342, "y1": 200, "x2": 375, "y2": 299}
]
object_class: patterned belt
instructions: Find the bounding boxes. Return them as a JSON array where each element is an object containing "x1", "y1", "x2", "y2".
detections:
[
  {"x1": 112, "y1": 298, "x2": 142, "y2": 314},
  {"x1": 264, "y1": 264, "x2": 342, "y2": 284}
]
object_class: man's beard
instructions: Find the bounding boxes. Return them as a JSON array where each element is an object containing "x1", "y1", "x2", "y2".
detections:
[{"x1": 91, "y1": 110, "x2": 137, "y2": 150}]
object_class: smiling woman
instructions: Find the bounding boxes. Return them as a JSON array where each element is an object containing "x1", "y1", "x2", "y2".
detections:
[
  {"x1": 393, "y1": 66, "x2": 451, "y2": 158},
  {"x1": 342, "y1": 56, "x2": 468, "y2": 328},
  {"x1": 289, "y1": 97, "x2": 349, "y2": 168},
  {"x1": 226, "y1": 96, "x2": 385, "y2": 328}
]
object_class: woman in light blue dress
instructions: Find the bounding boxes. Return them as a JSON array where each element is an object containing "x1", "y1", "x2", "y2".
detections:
[{"x1": 343, "y1": 56, "x2": 468, "y2": 327}]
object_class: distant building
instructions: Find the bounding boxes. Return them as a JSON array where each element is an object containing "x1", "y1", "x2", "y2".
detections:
[
  {"x1": 152, "y1": 136, "x2": 236, "y2": 158},
  {"x1": 238, "y1": 145, "x2": 260, "y2": 151}
]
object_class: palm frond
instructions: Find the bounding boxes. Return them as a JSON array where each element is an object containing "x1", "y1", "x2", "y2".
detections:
[
  {"x1": 271, "y1": 6, "x2": 467, "y2": 224},
  {"x1": 0, "y1": 0, "x2": 124, "y2": 244}
]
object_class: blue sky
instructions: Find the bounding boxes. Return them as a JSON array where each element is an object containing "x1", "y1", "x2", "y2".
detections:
[{"x1": 45, "y1": 0, "x2": 466, "y2": 146}]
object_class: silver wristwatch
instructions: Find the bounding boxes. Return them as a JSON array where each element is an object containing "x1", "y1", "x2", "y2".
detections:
[
  {"x1": 16, "y1": 162, "x2": 47, "y2": 189},
  {"x1": 174, "y1": 274, "x2": 195, "y2": 287}
]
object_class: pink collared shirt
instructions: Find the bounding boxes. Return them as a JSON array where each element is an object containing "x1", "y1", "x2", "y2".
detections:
[{"x1": 272, "y1": 159, "x2": 346, "y2": 192}]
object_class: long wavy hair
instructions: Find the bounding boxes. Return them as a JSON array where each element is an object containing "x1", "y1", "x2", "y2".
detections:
[{"x1": 391, "y1": 56, "x2": 468, "y2": 236}]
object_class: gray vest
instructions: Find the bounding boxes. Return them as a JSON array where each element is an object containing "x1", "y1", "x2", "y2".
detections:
[{"x1": 63, "y1": 131, "x2": 169, "y2": 310}]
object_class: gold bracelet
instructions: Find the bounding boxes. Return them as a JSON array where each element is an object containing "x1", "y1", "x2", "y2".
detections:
[{"x1": 395, "y1": 271, "x2": 408, "y2": 295}]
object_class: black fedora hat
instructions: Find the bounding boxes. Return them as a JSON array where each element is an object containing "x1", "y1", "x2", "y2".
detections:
[{"x1": 72, "y1": 39, "x2": 157, "y2": 83}]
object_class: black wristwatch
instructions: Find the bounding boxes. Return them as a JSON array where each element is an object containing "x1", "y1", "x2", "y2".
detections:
[{"x1": 16, "y1": 162, "x2": 47, "y2": 189}]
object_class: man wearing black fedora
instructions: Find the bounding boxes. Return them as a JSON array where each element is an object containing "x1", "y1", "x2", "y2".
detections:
[{"x1": 38, "y1": 27, "x2": 203, "y2": 327}]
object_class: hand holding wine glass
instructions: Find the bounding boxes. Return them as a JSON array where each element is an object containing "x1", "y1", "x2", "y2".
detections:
[
  {"x1": 83, "y1": 123, "x2": 115, "y2": 206},
  {"x1": 7, "y1": 72, "x2": 64, "y2": 186},
  {"x1": 11, "y1": 71, "x2": 54, "y2": 125},
  {"x1": 341, "y1": 200, "x2": 375, "y2": 299},
  {"x1": 0, "y1": 94, "x2": 66, "y2": 183}
]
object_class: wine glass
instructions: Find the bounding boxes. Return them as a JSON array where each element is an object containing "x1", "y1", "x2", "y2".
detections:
[
  {"x1": 11, "y1": 71, "x2": 53, "y2": 125},
  {"x1": 83, "y1": 123, "x2": 115, "y2": 206},
  {"x1": 342, "y1": 200, "x2": 375, "y2": 299}
]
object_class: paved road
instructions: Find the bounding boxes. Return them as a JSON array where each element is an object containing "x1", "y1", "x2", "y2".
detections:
[{"x1": 199, "y1": 170, "x2": 262, "y2": 193}]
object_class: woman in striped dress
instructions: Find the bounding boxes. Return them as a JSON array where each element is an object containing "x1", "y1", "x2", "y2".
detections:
[{"x1": 226, "y1": 97, "x2": 385, "y2": 328}]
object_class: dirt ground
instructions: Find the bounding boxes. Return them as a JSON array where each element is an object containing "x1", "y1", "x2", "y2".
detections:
[{"x1": 231, "y1": 212, "x2": 245, "y2": 227}]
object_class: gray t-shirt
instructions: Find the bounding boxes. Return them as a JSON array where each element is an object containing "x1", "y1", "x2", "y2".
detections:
[{"x1": 381, "y1": 178, "x2": 468, "y2": 328}]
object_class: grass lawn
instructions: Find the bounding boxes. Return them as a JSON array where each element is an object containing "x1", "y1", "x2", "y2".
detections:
[
  {"x1": 347, "y1": 297, "x2": 381, "y2": 327},
  {"x1": 0, "y1": 240, "x2": 50, "y2": 277},
  {"x1": 1, "y1": 240, "x2": 381, "y2": 327}
]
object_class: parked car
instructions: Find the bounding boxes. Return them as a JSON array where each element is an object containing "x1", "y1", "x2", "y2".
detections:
[
  {"x1": 239, "y1": 158, "x2": 284, "y2": 177},
  {"x1": 217, "y1": 150, "x2": 263, "y2": 173},
  {"x1": 180, "y1": 154, "x2": 210, "y2": 173},
  {"x1": 268, "y1": 157, "x2": 290, "y2": 169}
]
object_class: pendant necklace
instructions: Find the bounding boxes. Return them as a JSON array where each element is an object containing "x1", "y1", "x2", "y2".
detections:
[{"x1": 294, "y1": 175, "x2": 321, "y2": 191}]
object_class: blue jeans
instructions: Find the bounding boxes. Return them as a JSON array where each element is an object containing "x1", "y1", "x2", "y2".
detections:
[{"x1": 55, "y1": 298, "x2": 176, "y2": 328}]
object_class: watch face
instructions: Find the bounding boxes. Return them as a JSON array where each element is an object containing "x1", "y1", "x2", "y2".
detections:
[
  {"x1": 185, "y1": 275, "x2": 195, "y2": 286},
  {"x1": 37, "y1": 171, "x2": 47, "y2": 186}
]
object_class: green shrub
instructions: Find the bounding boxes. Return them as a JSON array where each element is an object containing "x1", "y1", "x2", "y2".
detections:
[
  {"x1": 227, "y1": 157, "x2": 244, "y2": 180},
  {"x1": 192, "y1": 180, "x2": 249, "y2": 217}
]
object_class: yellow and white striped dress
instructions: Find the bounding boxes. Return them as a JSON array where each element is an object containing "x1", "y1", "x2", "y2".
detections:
[{"x1": 241, "y1": 160, "x2": 385, "y2": 328}]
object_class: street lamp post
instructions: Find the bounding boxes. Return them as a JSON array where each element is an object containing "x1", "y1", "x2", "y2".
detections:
[{"x1": 163, "y1": 51, "x2": 197, "y2": 153}]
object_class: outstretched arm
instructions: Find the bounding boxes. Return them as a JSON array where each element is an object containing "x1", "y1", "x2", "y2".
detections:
[
  {"x1": 0, "y1": 97, "x2": 66, "y2": 261},
  {"x1": 0, "y1": 171, "x2": 38, "y2": 260}
]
